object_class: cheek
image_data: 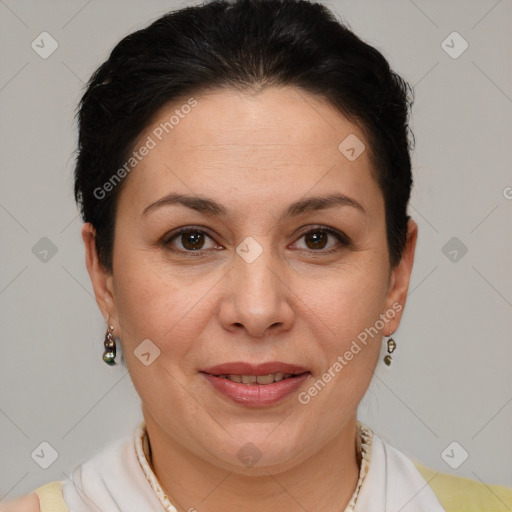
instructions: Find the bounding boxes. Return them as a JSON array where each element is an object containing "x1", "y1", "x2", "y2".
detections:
[
  {"x1": 112, "y1": 251, "x2": 217, "y2": 360},
  {"x1": 300, "y1": 260, "x2": 389, "y2": 342},
  {"x1": 295, "y1": 272, "x2": 386, "y2": 416}
]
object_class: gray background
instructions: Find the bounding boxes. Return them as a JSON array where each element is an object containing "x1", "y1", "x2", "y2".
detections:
[{"x1": 1, "y1": 0, "x2": 511, "y2": 501}]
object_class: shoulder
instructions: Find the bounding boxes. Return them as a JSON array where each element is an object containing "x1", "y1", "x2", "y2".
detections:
[
  {"x1": 0, "y1": 481, "x2": 69, "y2": 512},
  {"x1": 413, "y1": 460, "x2": 512, "y2": 512},
  {"x1": 0, "y1": 493, "x2": 40, "y2": 511}
]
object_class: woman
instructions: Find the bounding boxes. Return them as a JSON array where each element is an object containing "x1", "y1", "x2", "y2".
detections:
[{"x1": 3, "y1": 0, "x2": 511, "y2": 510}]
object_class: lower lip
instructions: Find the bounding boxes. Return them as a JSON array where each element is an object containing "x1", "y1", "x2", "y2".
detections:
[{"x1": 202, "y1": 372, "x2": 310, "y2": 407}]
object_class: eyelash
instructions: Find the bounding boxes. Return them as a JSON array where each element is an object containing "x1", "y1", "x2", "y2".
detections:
[{"x1": 163, "y1": 225, "x2": 352, "y2": 256}]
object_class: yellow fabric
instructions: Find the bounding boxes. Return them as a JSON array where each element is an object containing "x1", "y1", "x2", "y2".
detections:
[
  {"x1": 28, "y1": 467, "x2": 512, "y2": 512},
  {"x1": 33, "y1": 481, "x2": 69, "y2": 512},
  {"x1": 413, "y1": 460, "x2": 512, "y2": 511}
]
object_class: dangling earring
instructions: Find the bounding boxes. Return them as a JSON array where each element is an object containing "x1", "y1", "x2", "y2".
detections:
[
  {"x1": 383, "y1": 333, "x2": 396, "y2": 366},
  {"x1": 103, "y1": 323, "x2": 116, "y2": 366}
]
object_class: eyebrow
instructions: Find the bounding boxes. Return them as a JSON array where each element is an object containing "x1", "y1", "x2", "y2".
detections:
[{"x1": 142, "y1": 192, "x2": 367, "y2": 219}]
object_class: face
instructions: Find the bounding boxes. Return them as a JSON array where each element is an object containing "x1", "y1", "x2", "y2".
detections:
[{"x1": 84, "y1": 86, "x2": 417, "y2": 474}]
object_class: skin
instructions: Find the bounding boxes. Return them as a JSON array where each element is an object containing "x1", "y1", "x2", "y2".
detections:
[
  {"x1": 0, "y1": 493, "x2": 40, "y2": 511},
  {"x1": 82, "y1": 86, "x2": 418, "y2": 512}
]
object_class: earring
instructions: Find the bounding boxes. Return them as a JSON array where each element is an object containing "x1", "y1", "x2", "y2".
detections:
[
  {"x1": 383, "y1": 333, "x2": 396, "y2": 366},
  {"x1": 103, "y1": 323, "x2": 117, "y2": 366}
]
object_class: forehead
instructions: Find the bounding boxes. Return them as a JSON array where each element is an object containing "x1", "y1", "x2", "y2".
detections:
[
  {"x1": 148, "y1": 86, "x2": 362, "y2": 154},
  {"x1": 119, "y1": 86, "x2": 382, "y2": 217}
]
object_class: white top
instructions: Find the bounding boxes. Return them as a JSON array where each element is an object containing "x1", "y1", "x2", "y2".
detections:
[{"x1": 60, "y1": 421, "x2": 445, "y2": 511}]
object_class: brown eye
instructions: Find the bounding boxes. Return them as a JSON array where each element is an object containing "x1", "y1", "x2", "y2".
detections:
[
  {"x1": 166, "y1": 229, "x2": 218, "y2": 252},
  {"x1": 304, "y1": 231, "x2": 329, "y2": 250},
  {"x1": 181, "y1": 231, "x2": 206, "y2": 250},
  {"x1": 294, "y1": 227, "x2": 350, "y2": 252}
]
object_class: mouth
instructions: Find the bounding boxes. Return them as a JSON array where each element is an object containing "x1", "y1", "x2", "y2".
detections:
[
  {"x1": 200, "y1": 362, "x2": 311, "y2": 407},
  {"x1": 210, "y1": 372, "x2": 305, "y2": 384}
]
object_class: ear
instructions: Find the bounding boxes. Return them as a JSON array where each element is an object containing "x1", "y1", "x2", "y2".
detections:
[
  {"x1": 383, "y1": 218, "x2": 418, "y2": 333},
  {"x1": 82, "y1": 223, "x2": 117, "y2": 325}
]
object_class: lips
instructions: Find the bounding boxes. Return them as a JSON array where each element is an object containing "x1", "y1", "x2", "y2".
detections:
[
  {"x1": 216, "y1": 373, "x2": 297, "y2": 384},
  {"x1": 201, "y1": 361, "x2": 310, "y2": 376},
  {"x1": 200, "y1": 362, "x2": 311, "y2": 407}
]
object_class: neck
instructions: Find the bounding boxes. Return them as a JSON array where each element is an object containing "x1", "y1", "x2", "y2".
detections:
[{"x1": 142, "y1": 409, "x2": 361, "y2": 512}]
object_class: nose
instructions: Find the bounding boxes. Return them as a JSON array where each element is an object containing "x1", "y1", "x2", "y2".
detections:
[{"x1": 218, "y1": 239, "x2": 295, "y2": 339}]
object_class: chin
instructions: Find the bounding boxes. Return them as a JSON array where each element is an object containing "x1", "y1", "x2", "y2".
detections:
[{"x1": 202, "y1": 425, "x2": 312, "y2": 474}]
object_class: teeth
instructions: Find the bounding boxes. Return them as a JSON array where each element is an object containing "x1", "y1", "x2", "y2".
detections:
[
  {"x1": 218, "y1": 373, "x2": 301, "y2": 384},
  {"x1": 256, "y1": 374, "x2": 275, "y2": 385}
]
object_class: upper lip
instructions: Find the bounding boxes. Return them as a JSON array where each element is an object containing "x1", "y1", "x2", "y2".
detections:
[{"x1": 201, "y1": 362, "x2": 310, "y2": 376}]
